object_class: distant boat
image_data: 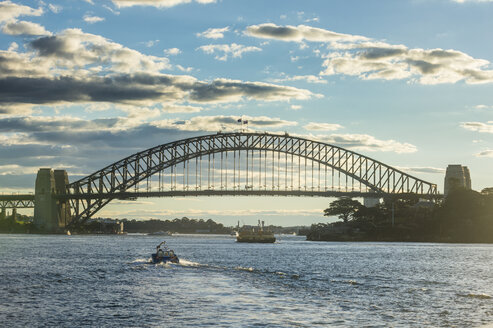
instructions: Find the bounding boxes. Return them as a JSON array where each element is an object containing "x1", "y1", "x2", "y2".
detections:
[
  {"x1": 147, "y1": 231, "x2": 172, "y2": 236},
  {"x1": 237, "y1": 220, "x2": 275, "y2": 243},
  {"x1": 230, "y1": 231, "x2": 238, "y2": 237}
]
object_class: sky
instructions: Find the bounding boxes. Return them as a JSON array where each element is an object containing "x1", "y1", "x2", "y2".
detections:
[{"x1": 0, "y1": 0, "x2": 492, "y2": 226}]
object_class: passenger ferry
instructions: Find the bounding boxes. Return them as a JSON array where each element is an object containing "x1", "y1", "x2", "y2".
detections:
[{"x1": 237, "y1": 220, "x2": 276, "y2": 243}]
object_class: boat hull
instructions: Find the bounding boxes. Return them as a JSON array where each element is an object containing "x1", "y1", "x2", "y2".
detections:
[
  {"x1": 236, "y1": 235, "x2": 276, "y2": 243},
  {"x1": 151, "y1": 253, "x2": 179, "y2": 264},
  {"x1": 236, "y1": 238, "x2": 276, "y2": 243}
]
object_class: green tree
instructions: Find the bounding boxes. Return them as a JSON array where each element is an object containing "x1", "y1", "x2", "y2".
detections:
[{"x1": 324, "y1": 197, "x2": 362, "y2": 223}]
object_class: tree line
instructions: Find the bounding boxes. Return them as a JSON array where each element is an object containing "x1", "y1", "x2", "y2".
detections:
[
  {"x1": 122, "y1": 217, "x2": 231, "y2": 234},
  {"x1": 307, "y1": 188, "x2": 493, "y2": 243}
]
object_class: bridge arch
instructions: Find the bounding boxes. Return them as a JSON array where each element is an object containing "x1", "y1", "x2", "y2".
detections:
[{"x1": 66, "y1": 132, "x2": 437, "y2": 225}]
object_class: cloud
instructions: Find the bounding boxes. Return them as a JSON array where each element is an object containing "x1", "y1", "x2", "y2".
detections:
[
  {"x1": 303, "y1": 122, "x2": 343, "y2": 131},
  {"x1": 0, "y1": 115, "x2": 298, "y2": 145},
  {"x1": 300, "y1": 133, "x2": 417, "y2": 153},
  {"x1": 245, "y1": 23, "x2": 493, "y2": 85},
  {"x1": 196, "y1": 26, "x2": 229, "y2": 39},
  {"x1": 0, "y1": 163, "x2": 75, "y2": 175},
  {"x1": 1, "y1": 20, "x2": 51, "y2": 36},
  {"x1": 198, "y1": 43, "x2": 261, "y2": 61},
  {"x1": 476, "y1": 150, "x2": 493, "y2": 157},
  {"x1": 83, "y1": 15, "x2": 105, "y2": 24},
  {"x1": 0, "y1": 29, "x2": 315, "y2": 112},
  {"x1": 474, "y1": 104, "x2": 493, "y2": 110},
  {"x1": 142, "y1": 40, "x2": 159, "y2": 47},
  {"x1": 26, "y1": 28, "x2": 171, "y2": 74},
  {"x1": 461, "y1": 121, "x2": 493, "y2": 133},
  {"x1": 164, "y1": 47, "x2": 181, "y2": 55},
  {"x1": 161, "y1": 104, "x2": 203, "y2": 113},
  {"x1": 0, "y1": 1, "x2": 43, "y2": 23},
  {"x1": 321, "y1": 45, "x2": 493, "y2": 84},
  {"x1": 111, "y1": 0, "x2": 216, "y2": 8},
  {"x1": 48, "y1": 4, "x2": 62, "y2": 13},
  {"x1": 245, "y1": 23, "x2": 368, "y2": 43},
  {"x1": 0, "y1": 74, "x2": 316, "y2": 110},
  {"x1": 153, "y1": 115, "x2": 298, "y2": 131},
  {"x1": 396, "y1": 166, "x2": 446, "y2": 174},
  {"x1": 270, "y1": 74, "x2": 327, "y2": 84}
]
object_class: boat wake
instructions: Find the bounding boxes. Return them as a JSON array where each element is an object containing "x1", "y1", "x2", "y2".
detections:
[{"x1": 178, "y1": 259, "x2": 202, "y2": 267}]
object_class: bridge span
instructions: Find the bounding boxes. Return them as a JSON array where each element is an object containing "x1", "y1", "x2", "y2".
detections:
[{"x1": 0, "y1": 132, "x2": 440, "y2": 231}]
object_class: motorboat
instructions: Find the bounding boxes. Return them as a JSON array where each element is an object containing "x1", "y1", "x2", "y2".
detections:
[{"x1": 151, "y1": 241, "x2": 179, "y2": 264}]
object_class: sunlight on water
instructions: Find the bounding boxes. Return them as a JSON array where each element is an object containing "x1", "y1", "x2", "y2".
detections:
[{"x1": 1, "y1": 235, "x2": 492, "y2": 327}]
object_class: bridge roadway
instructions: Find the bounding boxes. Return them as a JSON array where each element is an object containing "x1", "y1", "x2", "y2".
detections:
[
  {"x1": 0, "y1": 189, "x2": 443, "y2": 209},
  {"x1": 57, "y1": 190, "x2": 443, "y2": 201},
  {"x1": 0, "y1": 194, "x2": 35, "y2": 208}
]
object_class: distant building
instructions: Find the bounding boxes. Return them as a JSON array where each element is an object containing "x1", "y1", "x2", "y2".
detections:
[
  {"x1": 364, "y1": 197, "x2": 380, "y2": 208},
  {"x1": 444, "y1": 164, "x2": 471, "y2": 196},
  {"x1": 364, "y1": 190, "x2": 380, "y2": 208}
]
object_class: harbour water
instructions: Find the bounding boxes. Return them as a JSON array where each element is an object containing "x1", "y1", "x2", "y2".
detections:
[{"x1": 1, "y1": 234, "x2": 492, "y2": 327}]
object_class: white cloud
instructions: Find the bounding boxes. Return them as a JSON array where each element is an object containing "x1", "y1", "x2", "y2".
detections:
[
  {"x1": 245, "y1": 23, "x2": 368, "y2": 43},
  {"x1": 474, "y1": 104, "x2": 493, "y2": 110},
  {"x1": 198, "y1": 43, "x2": 261, "y2": 61},
  {"x1": 300, "y1": 133, "x2": 417, "y2": 153},
  {"x1": 83, "y1": 15, "x2": 105, "y2": 24},
  {"x1": 270, "y1": 74, "x2": 327, "y2": 84},
  {"x1": 196, "y1": 26, "x2": 229, "y2": 39},
  {"x1": 0, "y1": 27, "x2": 317, "y2": 114},
  {"x1": 0, "y1": 1, "x2": 43, "y2": 23},
  {"x1": 48, "y1": 4, "x2": 62, "y2": 13},
  {"x1": 303, "y1": 122, "x2": 343, "y2": 131},
  {"x1": 25, "y1": 28, "x2": 171, "y2": 74},
  {"x1": 176, "y1": 64, "x2": 193, "y2": 72},
  {"x1": 164, "y1": 47, "x2": 181, "y2": 56},
  {"x1": 320, "y1": 45, "x2": 493, "y2": 84},
  {"x1": 476, "y1": 150, "x2": 493, "y2": 158},
  {"x1": 142, "y1": 40, "x2": 159, "y2": 48},
  {"x1": 461, "y1": 121, "x2": 493, "y2": 133},
  {"x1": 111, "y1": 0, "x2": 215, "y2": 8},
  {"x1": 161, "y1": 104, "x2": 203, "y2": 113},
  {"x1": 396, "y1": 166, "x2": 446, "y2": 174},
  {"x1": 245, "y1": 23, "x2": 493, "y2": 85},
  {"x1": 153, "y1": 115, "x2": 298, "y2": 132},
  {"x1": 1, "y1": 20, "x2": 51, "y2": 36},
  {"x1": 290, "y1": 105, "x2": 301, "y2": 110},
  {"x1": 0, "y1": 163, "x2": 74, "y2": 175}
]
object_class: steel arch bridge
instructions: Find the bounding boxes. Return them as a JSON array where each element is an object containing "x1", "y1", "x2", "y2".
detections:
[{"x1": 63, "y1": 132, "x2": 438, "y2": 226}]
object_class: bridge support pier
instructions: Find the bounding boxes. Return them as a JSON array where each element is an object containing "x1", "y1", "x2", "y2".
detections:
[
  {"x1": 54, "y1": 170, "x2": 72, "y2": 228},
  {"x1": 0, "y1": 207, "x2": 5, "y2": 220},
  {"x1": 34, "y1": 168, "x2": 72, "y2": 232}
]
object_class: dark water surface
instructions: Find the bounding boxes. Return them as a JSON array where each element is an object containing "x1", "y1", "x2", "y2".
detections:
[{"x1": 1, "y1": 234, "x2": 492, "y2": 327}]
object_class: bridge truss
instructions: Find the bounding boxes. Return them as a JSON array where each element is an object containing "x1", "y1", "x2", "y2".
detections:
[
  {"x1": 65, "y1": 132, "x2": 438, "y2": 225},
  {"x1": 0, "y1": 194, "x2": 35, "y2": 209}
]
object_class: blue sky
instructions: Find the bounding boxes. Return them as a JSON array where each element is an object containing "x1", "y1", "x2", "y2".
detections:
[{"x1": 0, "y1": 0, "x2": 492, "y2": 226}]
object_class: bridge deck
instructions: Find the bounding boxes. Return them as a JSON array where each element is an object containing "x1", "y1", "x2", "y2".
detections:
[{"x1": 56, "y1": 190, "x2": 443, "y2": 200}]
